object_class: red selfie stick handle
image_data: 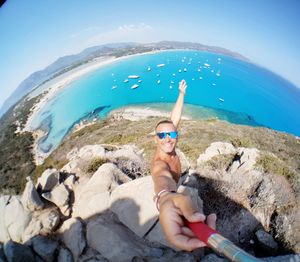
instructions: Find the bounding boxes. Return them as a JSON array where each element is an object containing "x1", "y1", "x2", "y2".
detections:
[{"x1": 186, "y1": 221, "x2": 262, "y2": 262}]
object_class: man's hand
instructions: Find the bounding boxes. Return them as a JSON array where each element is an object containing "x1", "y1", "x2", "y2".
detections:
[
  {"x1": 159, "y1": 193, "x2": 216, "y2": 251},
  {"x1": 179, "y1": 79, "x2": 187, "y2": 95}
]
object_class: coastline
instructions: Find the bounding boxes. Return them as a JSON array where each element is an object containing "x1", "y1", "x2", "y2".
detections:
[{"x1": 21, "y1": 50, "x2": 166, "y2": 164}]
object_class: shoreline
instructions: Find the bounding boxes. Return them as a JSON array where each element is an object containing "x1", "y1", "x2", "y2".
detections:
[
  {"x1": 22, "y1": 49, "x2": 166, "y2": 133},
  {"x1": 21, "y1": 50, "x2": 167, "y2": 164}
]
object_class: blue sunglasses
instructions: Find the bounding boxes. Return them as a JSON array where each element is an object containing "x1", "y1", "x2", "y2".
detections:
[{"x1": 156, "y1": 131, "x2": 178, "y2": 139}]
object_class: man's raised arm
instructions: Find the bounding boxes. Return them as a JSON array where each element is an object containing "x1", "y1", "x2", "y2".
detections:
[{"x1": 170, "y1": 79, "x2": 187, "y2": 129}]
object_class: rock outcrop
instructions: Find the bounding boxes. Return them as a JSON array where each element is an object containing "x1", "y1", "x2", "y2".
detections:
[{"x1": 0, "y1": 142, "x2": 298, "y2": 261}]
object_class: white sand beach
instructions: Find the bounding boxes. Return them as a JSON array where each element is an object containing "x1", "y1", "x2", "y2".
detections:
[
  {"x1": 23, "y1": 50, "x2": 165, "y2": 133},
  {"x1": 21, "y1": 50, "x2": 165, "y2": 164}
]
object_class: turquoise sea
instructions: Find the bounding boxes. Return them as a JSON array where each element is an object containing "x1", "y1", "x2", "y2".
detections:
[{"x1": 30, "y1": 50, "x2": 300, "y2": 153}]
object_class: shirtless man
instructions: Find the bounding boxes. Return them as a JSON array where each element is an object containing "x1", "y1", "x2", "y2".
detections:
[{"x1": 151, "y1": 79, "x2": 216, "y2": 251}]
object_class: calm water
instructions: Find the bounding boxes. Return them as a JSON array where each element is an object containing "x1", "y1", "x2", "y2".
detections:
[{"x1": 31, "y1": 50, "x2": 300, "y2": 153}]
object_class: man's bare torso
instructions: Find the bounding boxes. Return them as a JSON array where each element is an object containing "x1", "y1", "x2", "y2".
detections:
[{"x1": 152, "y1": 152, "x2": 181, "y2": 183}]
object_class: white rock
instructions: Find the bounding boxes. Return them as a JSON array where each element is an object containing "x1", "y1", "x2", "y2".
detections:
[
  {"x1": 106, "y1": 145, "x2": 141, "y2": 161},
  {"x1": 77, "y1": 145, "x2": 106, "y2": 161},
  {"x1": 86, "y1": 214, "x2": 157, "y2": 262},
  {"x1": 59, "y1": 218, "x2": 86, "y2": 260},
  {"x1": 197, "y1": 142, "x2": 236, "y2": 164},
  {"x1": 0, "y1": 195, "x2": 10, "y2": 243},
  {"x1": 42, "y1": 183, "x2": 69, "y2": 207},
  {"x1": 72, "y1": 192, "x2": 110, "y2": 219},
  {"x1": 21, "y1": 176, "x2": 44, "y2": 212},
  {"x1": 22, "y1": 208, "x2": 60, "y2": 243},
  {"x1": 110, "y1": 176, "x2": 158, "y2": 238},
  {"x1": 4, "y1": 196, "x2": 31, "y2": 243},
  {"x1": 228, "y1": 148, "x2": 259, "y2": 174},
  {"x1": 64, "y1": 175, "x2": 76, "y2": 191},
  {"x1": 36, "y1": 168, "x2": 59, "y2": 192},
  {"x1": 61, "y1": 159, "x2": 81, "y2": 174}
]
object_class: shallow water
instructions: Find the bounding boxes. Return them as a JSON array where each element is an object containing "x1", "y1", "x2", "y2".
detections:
[{"x1": 30, "y1": 50, "x2": 300, "y2": 153}]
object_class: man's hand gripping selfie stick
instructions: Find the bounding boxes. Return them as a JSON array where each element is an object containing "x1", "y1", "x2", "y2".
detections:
[{"x1": 187, "y1": 221, "x2": 262, "y2": 262}]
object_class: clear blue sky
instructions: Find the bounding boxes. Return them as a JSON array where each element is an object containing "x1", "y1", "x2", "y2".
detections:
[{"x1": 1, "y1": 0, "x2": 300, "y2": 108}]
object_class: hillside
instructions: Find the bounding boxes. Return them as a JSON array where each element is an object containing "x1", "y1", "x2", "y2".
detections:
[{"x1": 0, "y1": 111, "x2": 299, "y2": 261}]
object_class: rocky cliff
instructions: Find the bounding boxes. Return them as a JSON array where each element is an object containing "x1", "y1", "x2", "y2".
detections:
[{"x1": 0, "y1": 112, "x2": 300, "y2": 261}]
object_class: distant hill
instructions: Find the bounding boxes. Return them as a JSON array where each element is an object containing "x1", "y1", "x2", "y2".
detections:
[{"x1": 0, "y1": 41, "x2": 248, "y2": 118}]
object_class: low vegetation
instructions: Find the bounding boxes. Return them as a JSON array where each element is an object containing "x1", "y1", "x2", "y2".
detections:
[
  {"x1": 86, "y1": 157, "x2": 108, "y2": 173},
  {"x1": 1, "y1": 101, "x2": 300, "y2": 196}
]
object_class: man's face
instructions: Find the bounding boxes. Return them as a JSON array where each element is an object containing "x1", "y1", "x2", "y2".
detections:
[{"x1": 155, "y1": 122, "x2": 178, "y2": 154}]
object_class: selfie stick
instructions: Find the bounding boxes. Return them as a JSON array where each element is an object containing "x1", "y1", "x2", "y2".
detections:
[{"x1": 186, "y1": 221, "x2": 262, "y2": 262}]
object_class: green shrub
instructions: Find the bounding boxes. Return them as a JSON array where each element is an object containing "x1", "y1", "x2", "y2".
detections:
[
  {"x1": 230, "y1": 137, "x2": 253, "y2": 148},
  {"x1": 256, "y1": 154, "x2": 296, "y2": 179},
  {"x1": 206, "y1": 154, "x2": 235, "y2": 171},
  {"x1": 87, "y1": 157, "x2": 108, "y2": 173}
]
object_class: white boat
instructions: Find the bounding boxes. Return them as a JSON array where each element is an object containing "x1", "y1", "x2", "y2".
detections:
[
  {"x1": 199, "y1": 77, "x2": 203, "y2": 80},
  {"x1": 172, "y1": 73, "x2": 176, "y2": 76},
  {"x1": 112, "y1": 85, "x2": 117, "y2": 89},
  {"x1": 178, "y1": 69, "x2": 182, "y2": 73},
  {"x1": 131, "y1": 84, "x2": 139, "y2": 89},
  {"x1": 156, "y1": 73, "x2": 160, "y2": 77},
  {"x1": 138, "y1": 80, "x2": 142, "y2": 83},
  {"x1": 169, "y1": 86, "x2": 173, "y2": 89},
  {"x1": 219, "y1": 98, "x2": 225, "y2": 102},
  {"x1": 184, "y1": 68, "x2": 187, "y2": 72},
  {"x1": 216, "y1": 72, "x2": 221, "y2": 77},
  {"x1": 197, "y1": 69, "x2": 201, "y2": 72},
  {"x1": 204, "y1": 63, "x2": 210, "y2": 67},
  {"x1": 147, "y1": 66, "x2": 151, "y2": 71},
  {"x1": 123, "y1": 79, "x2": 129, "y2": 83},
  {"x1": 212, "y1": 83, "x2": 216, "y2": 86},
  {"x1": 170, "y1": 81, "x2": 174, "y2": 84},
  {"x1": 128, "y1": 75, "x2": 140, "y2": 79},
  {"x1": 157, "y1": 64, "x2": 165, "y2": 67},
  {"x1": 157, "y1": 80, "x2": 161, "y2": 84},
  {"x1": 192, "y1": 78, "x2": 195, "y2": 81}
]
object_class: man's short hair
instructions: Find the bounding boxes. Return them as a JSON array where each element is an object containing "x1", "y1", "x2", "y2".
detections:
[{"x1": 155, "y1": 119, "x2": 175, "y2": 131}]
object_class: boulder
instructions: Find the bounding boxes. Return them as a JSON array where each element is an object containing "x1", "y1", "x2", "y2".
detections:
[
  {"x1": 36, "y1": 168, "x2": 60, "y2": 192},
  {"x1": 72, "y1": 191, "x2": 110, "y2": 219},
  {"x1": 42, "y1": 183, "x2": 69, "y2": 207},
  {"x1": 72, "y1": 163, "x2": 129, "y2": 219},
  {"x1": 21, "y1": 176, "x2": 44, "y2": 212},
  {"x1": 110, "y1": 176, "x2": 159, "y2": 238},
  {"x1": 0, "y1": 195, "x2": 10, "y2": 243},
  {"x1": 86, "y1": 213, "x2": 161, "y2": 262},
  {"x1": 31, "y1": 235, "x2": 59, "y2": 262},
  {"x1": 4, "y1": 196, "x2": 31, "y2": 243},
  {"x1": 106, "y1": 145, "x2": 143, "y2": 163},
  {"x1": 197, "y1": 142, "x2": 236, "y2": 164},
  {"x1": 3, "y1": 240, "x2": 35, "y2": 262},
  {"x1": 57, "y1": 247, "x2": 74, "y2": 262},
  {"x1": 76, "y1": 145, "x2": 106, "y2": 161},
  {"x1": 59, "y1": 218, "x2": 86, "y2": 260},
  {"x1": 228, "y1": 148, "x2": 259, "y2": 174},
  {"x1": 22, "y1": 207, "x2": 60, "y2": 243},
  {"x1": 255, "y1": 229, "x2": 278, "y2": 255},
  {"x1": 64, "y1": 174, "x2": 76, "y2": 191}
]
